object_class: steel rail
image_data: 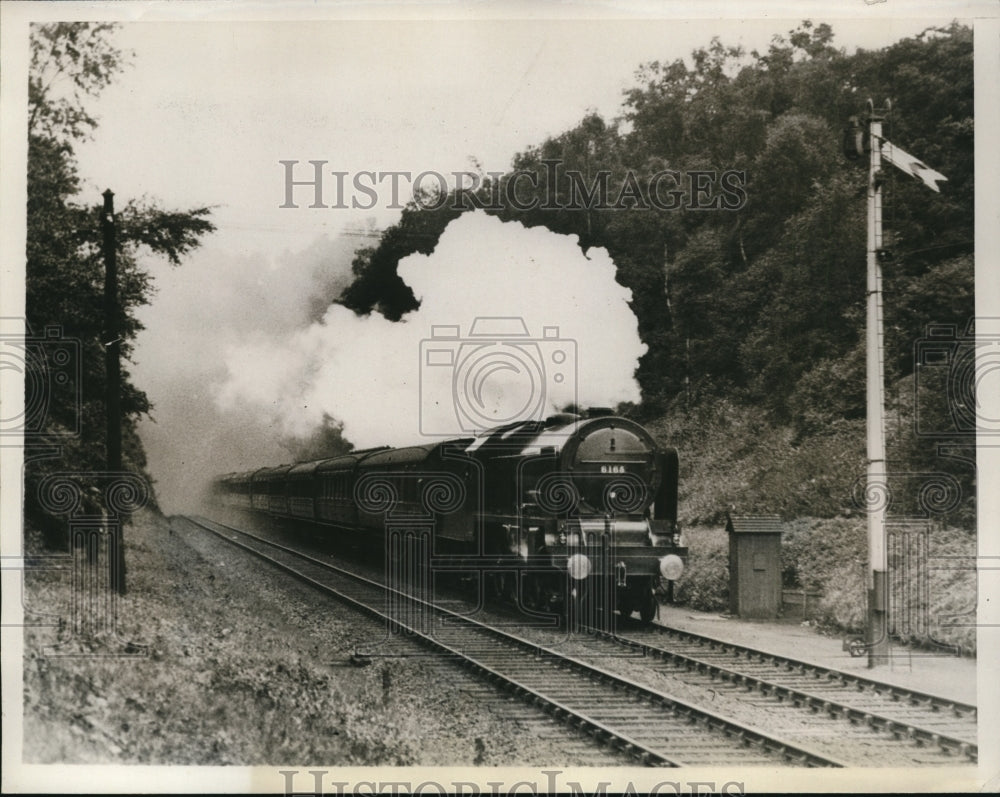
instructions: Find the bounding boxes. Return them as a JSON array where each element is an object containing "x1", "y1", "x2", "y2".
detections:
[
  {"x1": 183, "y1": 516, "x2": 682, "y2": 765},
  {"x1": 638, "y1": 622, "x2": 977, "y2": 716},
  {"x1": 182, "y1": 515, "x2": 846, "y2": 767},
  {"x1": 592, "y1": 625, "x2": 977, "y2": 763}
]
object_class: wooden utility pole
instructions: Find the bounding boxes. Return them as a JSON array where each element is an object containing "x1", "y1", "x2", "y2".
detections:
[{"x1": 102, "y1": 188, "x2": 126, "y2": 595}]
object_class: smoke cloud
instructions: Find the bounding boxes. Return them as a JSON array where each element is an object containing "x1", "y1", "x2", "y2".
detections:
[
  {"x1": 215, "y1": 211, "x2": 646, "y2": 450},
  {"x1": 136, "y1": 211, "x2": 648, "y2": 513},
  {"x1": 132, "y1": 232, "x2": 360, "y2": 513}
]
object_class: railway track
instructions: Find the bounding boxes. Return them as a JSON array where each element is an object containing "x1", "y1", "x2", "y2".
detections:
[
  {"x1": 181, "y1": 514, "x2": 845, "y2": 767},
  {"x1": 597, "y1": 622, "x2": 978, "y2": 763}
]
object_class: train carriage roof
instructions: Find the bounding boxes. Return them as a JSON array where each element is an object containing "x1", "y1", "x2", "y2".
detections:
[
  {"x1": 255, "y1": 464, "x2": 294, "y2": 481},
  {"x1": 211, "y1": 414, "x2": 676, "y2": 490},
  {"x1": 358, "y1": 436, "x2": 476, "y2": 469},
  {"x1": 358, "y1": 444, "x2": 439, "y2": 469},
  {"x1": 222, "y1": 470, "x2": 257, "y2": 484},
  {"x1": 315, "y1": 456, "x2": 359, "y2": 474},
  {"x1": 287, "y1": 460, "x2": 323, "y2": 478},
  {"x1": 249, "y1": 466, "x2": 271, "y2": 482},
  {"x1": 315, "y1": 446, "x2": 392, "y2": 474},
  {"x1": 213, "y1": 472, "x2": 238, "y2": 488}
]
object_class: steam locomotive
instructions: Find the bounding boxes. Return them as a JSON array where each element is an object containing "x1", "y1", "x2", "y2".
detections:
[{"x1": 212, "y1": 409, "x2": 686, "y2": 622}]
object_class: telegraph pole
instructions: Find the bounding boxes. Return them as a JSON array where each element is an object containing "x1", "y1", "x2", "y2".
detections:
[
  {"x1": 102, "y1": 188, "x2": 126, "y2": 595},
  {"x1": 864, "y1": 100, "x2": 889, "y2": 667}
]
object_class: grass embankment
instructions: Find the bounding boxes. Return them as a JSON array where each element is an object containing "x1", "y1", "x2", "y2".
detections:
[
  {"x1": 22, "y1": 511, "x2": 424, "y2": 764},
  {"x1": 21, "y1": 511, "x2": 536, "y2": 765}
]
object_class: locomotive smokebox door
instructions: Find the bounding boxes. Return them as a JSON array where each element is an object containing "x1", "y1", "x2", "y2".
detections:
[{"x1": 726, "y1": 513, "x2": 783, "y2": 619}]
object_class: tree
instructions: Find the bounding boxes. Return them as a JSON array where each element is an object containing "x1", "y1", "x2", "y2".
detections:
[
  {"x1": 280, "y1": 413, "x2": 355, "y2": 463},
  {"x1": 25, "y1": 23, "x2": 215, "y2": 547},
  {"x1": 338, "y1": 194, "x2": 460, "y2": 320},
  {"x1": 28, "y1": 22, "x2": 126, "y2": 142}
]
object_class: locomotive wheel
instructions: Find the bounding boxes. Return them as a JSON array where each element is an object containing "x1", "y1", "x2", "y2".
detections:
[
  {"x1": 494, "y1": 571, "x2": 518, "y2": 604},
  {"x1": 639, "y1": 591, "x2": 658, "y2": 624},
  {"x1": 567, "y1": 580, "x2": 589, "y2": 630},
  {"x1": 617, "y1": 594, "x2": 634, "y2": 619}
]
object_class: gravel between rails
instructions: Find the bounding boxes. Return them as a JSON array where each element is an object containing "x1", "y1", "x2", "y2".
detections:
[{"x1": 190, "y1": 513, "x2": 971, "y2": 768}]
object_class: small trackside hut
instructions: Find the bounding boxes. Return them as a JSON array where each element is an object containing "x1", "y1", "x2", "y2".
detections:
[{"x1": 726, "y1": 513, "x2": 783, "y2": 620}]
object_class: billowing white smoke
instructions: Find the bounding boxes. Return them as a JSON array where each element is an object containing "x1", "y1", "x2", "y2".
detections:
[
  {"x1": 216, "y1": 211, "x2": 647, "y2": 448},
  {"x1": 132, "y1": 232, "x2": 359, "y2": 513}
]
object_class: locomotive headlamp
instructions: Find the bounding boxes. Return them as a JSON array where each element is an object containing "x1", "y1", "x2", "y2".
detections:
[
  {"x1": 567, "y1": 553, "x2": 592, "y2": 580},
  {"x1": 658, "y1": 554, "x2": 684, "y2": 581}
]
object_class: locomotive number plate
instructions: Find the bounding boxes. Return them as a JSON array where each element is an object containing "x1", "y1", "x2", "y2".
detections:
[{"x1": 600, "y1": 464, "x2": 626, "y2": 473}]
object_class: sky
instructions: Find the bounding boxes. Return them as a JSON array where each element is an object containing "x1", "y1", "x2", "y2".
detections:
[{"x1": 71, "y1": 16, "x2": 959, "y2": 255}]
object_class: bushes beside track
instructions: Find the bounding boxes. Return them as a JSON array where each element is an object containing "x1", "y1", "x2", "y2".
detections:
[
  {"x1": 672, "y1": 519, "x2": 977, "y2": 655},
  {"x1": 671, "y1": 527, "x2": 729, "y2": 613},
  {"x1": 643, "y1": 397, "x2": 977, "y2": 654},
  {"x1": 644, "y1": 400, "x2": 868, "y2": 526}
]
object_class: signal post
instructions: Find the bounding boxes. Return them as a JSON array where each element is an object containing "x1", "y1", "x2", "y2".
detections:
[
  {"x1": 864, "y1": 100, "x2": 890, "y2": 667},
  {"x1": 853, "y1": 99, "x2": 947, "y2": 667}
]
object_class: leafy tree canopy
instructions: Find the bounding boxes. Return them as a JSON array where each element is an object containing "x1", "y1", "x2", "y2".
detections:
[
  {"x1": 336, "y1": 21, "x2": 973, "y2": 523},
  {"x1": 26, "y1": 23, "x2": 215, "y2": 542}
]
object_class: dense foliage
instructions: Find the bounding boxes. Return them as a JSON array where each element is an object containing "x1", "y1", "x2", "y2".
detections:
[
  {"x1": 279, "y1": 413, "x2": 355, "y2": 463},
  {"x1": 675, "y1": 520, "x2": 976, "y2": 654},
  {"x1": 339, "y1": 21, "x2": 975, "y2": 528},
  {"x1": 25, "y1": 23, "x2": 214, "y2": 544}
]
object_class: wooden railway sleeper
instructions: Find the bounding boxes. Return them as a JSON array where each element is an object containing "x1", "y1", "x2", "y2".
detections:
[{"x1": 192, "y1": 516, "x2": 849, "y2": 768}]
